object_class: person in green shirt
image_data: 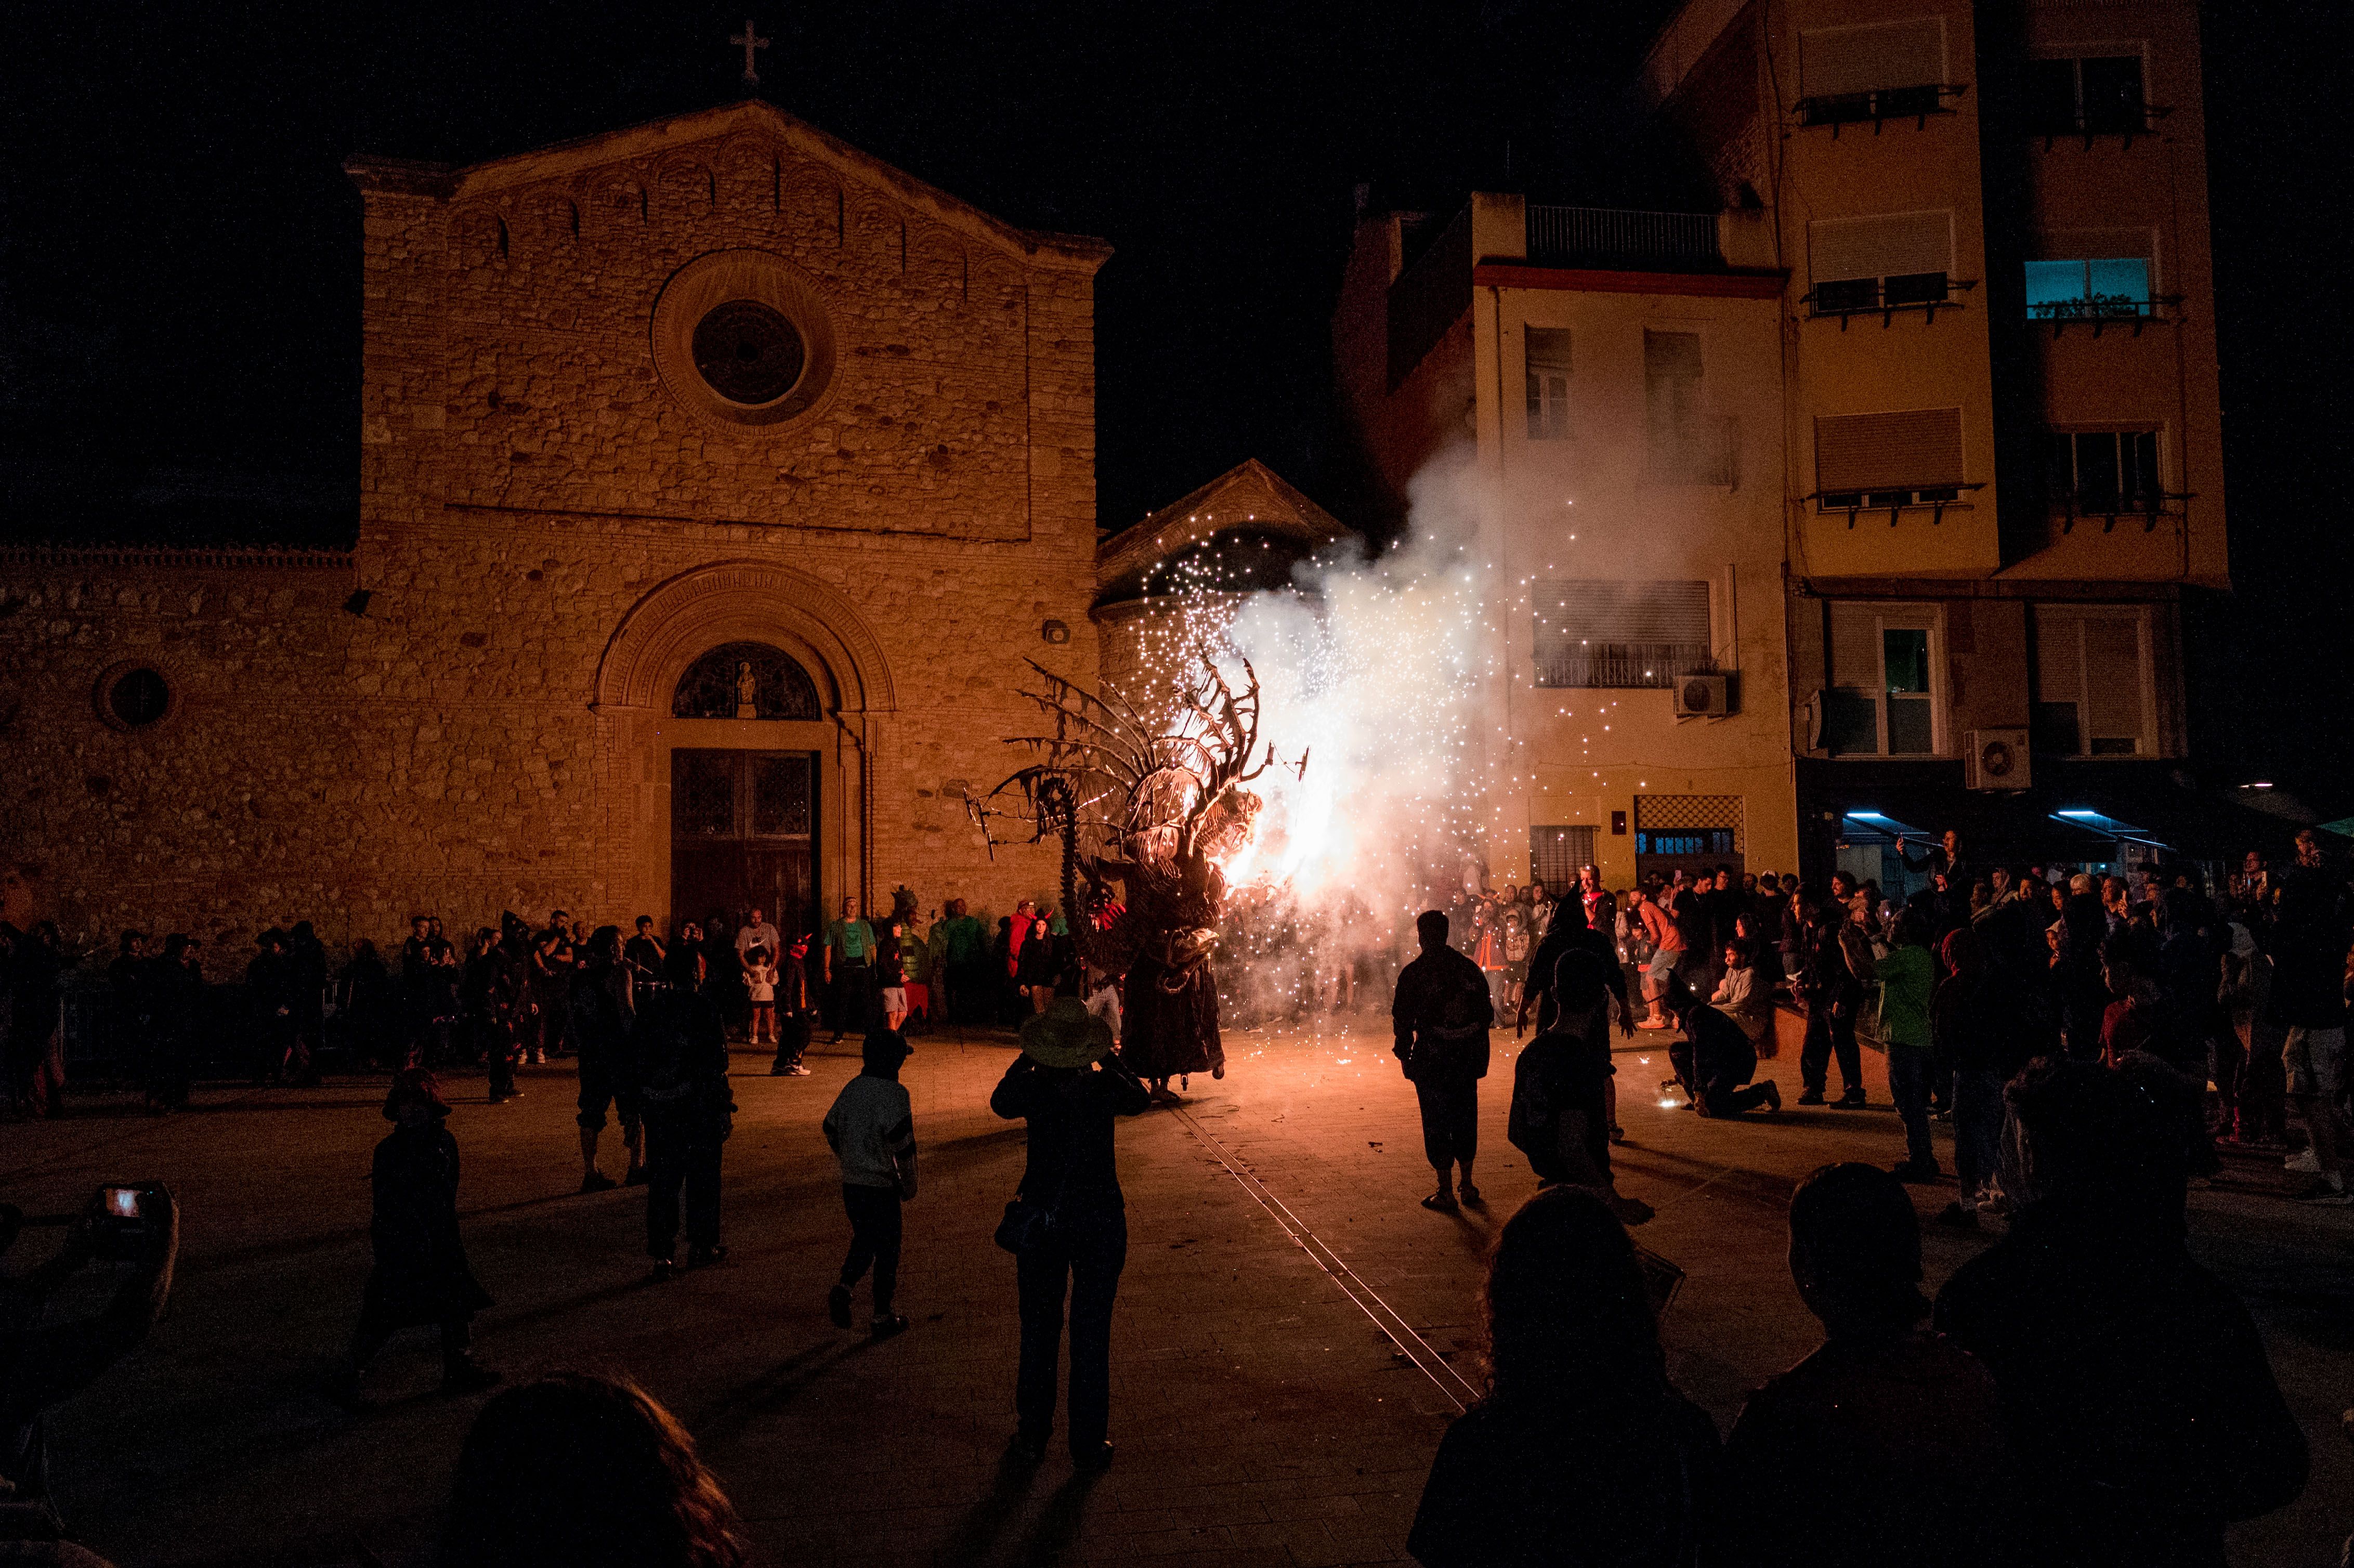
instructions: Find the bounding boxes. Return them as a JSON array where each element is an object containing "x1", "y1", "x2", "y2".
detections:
[
  {"x1": 934, "y1": 899, "x2": 989, "y2": 1024},
  {"x1": 1871, "y1": 909, "x2": 1939, "y2": 1183},
  {"x1": 824, "y1": 897, "x2": 878, "y2": 1042}
]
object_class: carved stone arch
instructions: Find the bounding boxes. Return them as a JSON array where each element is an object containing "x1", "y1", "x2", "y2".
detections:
[
  {"x1": 595, "y1": 559, "x2": 898, "y2": 717},
  {"x1": 786, "y1": 164, "x2": 843, "y2": 245},
  {"x1": 525, "y1": 187, "x2": 580, "y2": 244},
  {"x1": 453, "y1": 206, "x2": 508, "y2": 271},
  {"x1": 908, "y1": 224, "x2": 968, "y2": 303},
  {"x1": 712, "y1": 136, "x2": 779, "y2": 213},
  {"x1": 846, "y1": 190, "x2": 900, "y2": 262},
  {"x1": 592, "y1": 173, "x2": 649, "y2": 232},
  {"x1": 658, "y1": 158, "x2": 716, "y2": 221}
]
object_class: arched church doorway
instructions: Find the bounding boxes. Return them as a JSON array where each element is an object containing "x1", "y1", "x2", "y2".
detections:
[{"x1": 670, "y1": 643, "x2": 823, "y2": 945}]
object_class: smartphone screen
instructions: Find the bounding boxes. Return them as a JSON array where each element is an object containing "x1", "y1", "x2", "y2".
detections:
[{"x1": 103, "y1": 1187, "x2": 142, "y2": 1220}]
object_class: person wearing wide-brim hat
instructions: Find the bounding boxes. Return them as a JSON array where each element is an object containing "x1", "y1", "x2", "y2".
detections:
[
  {"x1": 333, "y1": 1067, "x2": 498, "y2": 1407},
  {"x1": 990, "y1": 997, "x2": 1149, "y2": 1468},
  {"x1": 1017, "y1": 995, "x2": 1117, "y2": 1069}
]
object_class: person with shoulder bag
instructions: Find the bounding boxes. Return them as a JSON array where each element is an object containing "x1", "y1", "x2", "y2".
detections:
[{"x1": 989, "y1": 998, "x2": 1150, "y2": 1469}]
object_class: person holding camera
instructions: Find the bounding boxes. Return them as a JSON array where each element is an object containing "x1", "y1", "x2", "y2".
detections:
[
  {"x1": 990, "y1": 999, "x2": 1150, "y2": 1468},
  {"x1": 1, "y1": 1182, "x2": 177, "y2": 1537}
]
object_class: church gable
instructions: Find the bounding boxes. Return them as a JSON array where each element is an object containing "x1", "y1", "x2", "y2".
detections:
[{"x1": 347, "y1": 102, "x2": 1108, "y2": 544}]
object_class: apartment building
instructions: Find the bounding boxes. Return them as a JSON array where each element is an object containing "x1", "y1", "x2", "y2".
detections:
[
  {"x1": 1644, "y1": 0, "x2": 2229, "y2": 888},
  {"x1": 1331, "y1": 0, "x2": 2235, "y2": 896},
  {"x1": 1333, "y1": 194, "x2": 1802, "y2": 891}
]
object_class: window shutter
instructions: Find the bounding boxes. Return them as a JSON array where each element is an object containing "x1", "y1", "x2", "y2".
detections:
[
  {"x1": 1537, "y1": 581, "x2": 1709, "y2": 644},
  {"x1": 1800, "y1": 18, "x2": 1946, "y2": 98},
  {"x1": 2036, "y1": 226, "x2": 2155, "y2": 262},
  {"x1": 2032, "y1": 609, "x2": 2082, "y2": 700},
  {"x1": 1815, "y1": 409, "x2": 1964, "y2": 493},
  {"x1": 2081, "y1": 618, "x2": 2144, "y2": 747},
  {"x1": 1810, "y1": 212, "x2": 1954, "y2": 283},
  {"x1": 1829, "y1": 603, "x2": 1881, "y2": 690},
  {"x1": 1526, "y1": 327, "x2": 1572, "y2": 373}
]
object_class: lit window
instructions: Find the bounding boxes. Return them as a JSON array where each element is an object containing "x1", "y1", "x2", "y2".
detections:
[
  {"x1": 2025, "y1": 258, "x2": 2153, "y2": 321},
  {"x1": 1824, "y1": 604, "x2": 1940, "y2": 757}
]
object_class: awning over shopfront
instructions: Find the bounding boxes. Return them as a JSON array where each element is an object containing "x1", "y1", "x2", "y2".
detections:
[{"x1": 1800, "y1": 760, "x2": 2308, "y2": 870}]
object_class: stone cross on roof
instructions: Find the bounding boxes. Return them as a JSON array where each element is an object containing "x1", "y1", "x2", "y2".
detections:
[{"x1": 730, "y1": 19, "x2": 770, "y2": 86}]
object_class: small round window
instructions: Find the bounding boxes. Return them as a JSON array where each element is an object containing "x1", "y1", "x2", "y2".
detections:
[
  {"x1": 690, "y1": 300, "x2": 806, "y2": 406},
  {"x1": 106, "y1": 667, "x2": 171, "y2": 729}
]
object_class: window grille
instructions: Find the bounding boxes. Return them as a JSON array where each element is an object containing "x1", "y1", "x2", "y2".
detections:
[{"x1": 1533, "y1": 580, "x2": 1711, "y2": 689}]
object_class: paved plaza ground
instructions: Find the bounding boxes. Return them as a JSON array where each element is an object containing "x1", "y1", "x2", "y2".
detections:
[{"x1": 8, "y1": 1018, "x2": 2351, "y2": 1567}]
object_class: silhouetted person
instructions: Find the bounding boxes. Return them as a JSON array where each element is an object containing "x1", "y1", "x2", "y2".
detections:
[
  {"x1": 0, "y1": 1184, "x2": 177, "y2": 1531},
  {"x1": 332, "y1": 1070, "x2": 497, "y2": 1406},
  {"x1": 1508, "y1": 949, "x2": 1650, "y2": 1226},
  {"x1": 1664, "y1": 979, "x2": 1780, "y2": 1117},
  {"x1": 823, "y1": 1030, "x2": 917, "y2": 1338},
  {"x1": 1797, "y1": 889, "x2": 1866, "y2": 1107},
  {"x1": 1713, "y1": 1162, "x2": 2012, "y2": 1567},
  {"x1": 1408, "y1": 1186, "x2": 1720, "y2": 1567},
  {"x1": 1935, "y1": 1059, "x2": 2308, "y2": 1566},
  {"x1": 632, "y1": 960, "x2": 734, "y2": 1280},
  {"x1": 990, "y1": 998, "x2": 1149, "y2": 1469},
  {"x1": 1931, "y1": 927, "x2": 2030, "y2": 1229},
  {"x1": 568, "y1": 927, "x2": 642, "y2": 1193},
  {"x1": 441, "y1": 1372, "x2": 751, "y2": 1568},
  {"x1": 1393, "y1": 909, "x2": 1496, "y2": 1211}
]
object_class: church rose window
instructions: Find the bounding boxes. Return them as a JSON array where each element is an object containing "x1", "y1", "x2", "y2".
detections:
[
  {"x1": 94, "y1": 663, "x2": 172, "y2": 731},
  {"x1": 690, "y1": 300, "x2": 806, "y2": 404},
  {"x1": 672, "y1": 642, "x2": 822, "y2": 721}
]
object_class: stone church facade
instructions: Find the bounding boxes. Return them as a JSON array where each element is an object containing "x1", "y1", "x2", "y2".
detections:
[{"x1": 0, "y1": 102, "x2": 1114, "y2": 949}]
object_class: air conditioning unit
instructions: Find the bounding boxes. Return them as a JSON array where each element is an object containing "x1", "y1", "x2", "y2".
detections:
[
  {"x1": 1967, "y1": 728, "x2": 2031, "y2": 791},
  {"x1": 1672, "y1": 672, "x2": 1731, "y2": 719}
]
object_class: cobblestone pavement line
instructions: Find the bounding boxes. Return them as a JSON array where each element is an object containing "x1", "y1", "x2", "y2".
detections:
[{"x1": 1166, "y1": 1102, "x2": 1479, "y2": 1414}]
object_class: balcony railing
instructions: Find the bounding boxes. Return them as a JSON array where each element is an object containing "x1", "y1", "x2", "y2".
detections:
[
  {"x1": 1796, "y1": 83, "x2": 1967, "y2": 135},
  {"x1": 1526, "y1": 205, "x2": 1721, "y2": 272},
  {"x1": 1534, "y1": 642, "x2": 1716, "y2": 690},
  {"x1": 1803, "y1": 271, "x2": 1977, "y2": 326}
]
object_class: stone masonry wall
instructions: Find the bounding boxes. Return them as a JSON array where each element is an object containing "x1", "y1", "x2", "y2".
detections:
[{"x1": 0, "y1": 109, "x2": 1105, "y2": 958}]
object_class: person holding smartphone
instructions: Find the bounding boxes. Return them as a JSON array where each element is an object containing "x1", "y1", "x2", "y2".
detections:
[{"x1": 0, "y1": 1183, "x2": 178, "y2": 1524}]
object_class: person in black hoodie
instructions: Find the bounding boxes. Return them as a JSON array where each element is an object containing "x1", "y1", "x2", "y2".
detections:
[
  {"x1": 1930, "y1": 927, "x2": 2031, "y2": 1230},
  {"x1": 332, "y1": 1069, "x2": 498, "y2": 1406},
  {"x1": 1393, "y1": 910, "x2": 1498, "y2": 1212},
  {"x1": 1934, "y1": 1059, "x2": 2307, "y2": 1566},
  {"x1": 1408, "y1": 1185, "x2": 1719, "y2": 1568},
  {"x1": 1796, "y1": 891, "x2": 1865, "y2": 1108},
  {"x1": 633, "y1": 949, "x2": 736, "y2": 1280},
  {"x1": 1508, "y1": 949, "x2": 1651, "y2": 1226},
  {"x1": 569, "y1": 927, "x2": 644, "y2": 1194},
  {"x1": 991, "y1": 997, "x2": 1150, "y2": 1469}
]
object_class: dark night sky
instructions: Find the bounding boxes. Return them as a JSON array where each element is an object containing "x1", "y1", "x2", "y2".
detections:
[{"x1": 3, "y1": 2, "x2": 2347, "y2": 802}]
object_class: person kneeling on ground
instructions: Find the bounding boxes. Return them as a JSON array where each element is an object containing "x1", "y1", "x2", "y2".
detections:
[
  {"x1": 821, "y1": 1030, "x2": 917, "y2": 1339},
  {"x1": 1407, "y1": 1186, "x2": 1720, "y2": 1567},
  {"x1": 1665, "y1": 978, "x2": 1781, "y2": 1117},
  {"x1": 1712, "y1": 1162, "x2": 2013, "y2": 1568},
  {"x1": 440, "y1": 1372, "x2": 751, "y2": 1568},
  {"x1": 333, "y1": 1070, "x2": 498, "y2": 1406},
  {"x1": 1508, "y1": 949, "x2": 1651, "y2": 1227}
]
